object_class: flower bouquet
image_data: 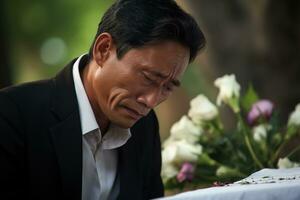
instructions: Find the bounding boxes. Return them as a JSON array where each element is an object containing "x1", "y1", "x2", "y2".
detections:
[{"x1": 162, "y1": 74, "x2": 300, "y2": 190}]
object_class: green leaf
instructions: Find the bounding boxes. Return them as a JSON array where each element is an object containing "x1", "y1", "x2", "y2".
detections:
[{"x1": 241, "y1": 84, "x2": 259, "y2": 113}]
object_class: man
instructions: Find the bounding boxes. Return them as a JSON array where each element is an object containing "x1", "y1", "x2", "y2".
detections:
[{"x1": 0, "y1": 0, "x2": 205, "y2": 199}]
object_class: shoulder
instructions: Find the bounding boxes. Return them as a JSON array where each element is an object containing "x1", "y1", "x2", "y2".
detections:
[
  {"x1": 0, "y1": 79, "x2": 55, "y2": 128},
  {"x1": 0, "y1": 79, "x2": 53, "y2": 102},
  {"x1": 0, "y1": 79, "x2": 54, "y2": 110}
]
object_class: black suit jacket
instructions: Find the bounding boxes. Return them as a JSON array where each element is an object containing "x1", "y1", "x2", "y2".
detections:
[{"x1": 0, "y1": 56, "x2": 164, "y2": 200}]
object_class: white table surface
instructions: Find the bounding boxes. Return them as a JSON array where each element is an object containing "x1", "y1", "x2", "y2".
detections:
[{"x1": 157, "y1": 167, "x2": 300, "y2": 200}]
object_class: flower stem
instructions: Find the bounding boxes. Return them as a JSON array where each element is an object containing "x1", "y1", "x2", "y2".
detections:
[
  {"x1": 286, "y1": 144, "x2": 300, "y2": 159},
  {"x1": 211, "y1": 118, "x2": 223, "y2": 135},
  {"x1": 271, "y1": 140, "x2": 288, "y2": 164},
  {"x1": 271, "y1": 127, "x2": 300, "y2": 163},
  {"x1": 270, "y1": 130, "x2": 300, "y2": 164},
  {"x1": 237, "y1": 114, "x2": 264, "y2": 169},
  {"x1": 244, "y1": 134, "x2": 264, "y2": 168}
]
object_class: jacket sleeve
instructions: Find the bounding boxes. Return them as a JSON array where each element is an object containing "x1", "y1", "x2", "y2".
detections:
[
  {"x1": 0, "y1": 92, "x2": 26, "y2": 199},
  {"x1": 146, "y1": 110, "x2": 164, "y2": 199}
]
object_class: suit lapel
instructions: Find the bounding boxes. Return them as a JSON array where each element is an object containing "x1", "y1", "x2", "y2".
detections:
[
  {"x1": 118, "y1": 127, "x2": 142, "y2": 200},
  {"x1": 50, "y1": 112, "x2": 82, "y2": 199},
  {"x1": 49, "y1": 57, "x2": 84, "y2": 199}
]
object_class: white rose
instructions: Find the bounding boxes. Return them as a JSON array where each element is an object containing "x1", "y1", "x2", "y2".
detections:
[
  {"x1": 214, "y1": 74, "x2": 240, "y2": 112},
  {"x1": 188, "y1": 95, "x2": 218, "y2": 123},
  {"x1": 162, "y1": 139, "x2": 202, "y2": 164},
  {"x1": 277, "y1": 157, "x2": 300, "y2": 169},
  {"x1": 170, "y1": 115, "x2": 202, "y2": 143},
  {"x1": 288, "y1": 103, "x2": 300, "y2": 127},
  {"x1": 161, "y1": 163, "x2": 178, "y2": 182},
  {"x1": 252, "y1": 124, "x2": 271, "y2": 142}
]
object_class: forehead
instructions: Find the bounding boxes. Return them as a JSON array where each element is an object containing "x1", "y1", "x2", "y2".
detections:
[{"x1": 122, "y1": 41, "x2": 190, "y2": 77}]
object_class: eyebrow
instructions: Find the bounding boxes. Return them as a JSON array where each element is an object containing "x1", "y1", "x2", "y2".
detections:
[{"x1": 145, "y1": 69, "x2": 181, "y2": 87}]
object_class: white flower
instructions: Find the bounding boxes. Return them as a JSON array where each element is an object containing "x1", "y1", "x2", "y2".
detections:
[
  {"x1": 169, "y1": 115, "x2": 202, "y2": 143},
  {"x1": 252, "y1": 124, "x2": 271, "y2": 142},
  {"x1": 288, "y1": 103, "x2": 300, "y2": 127},
  {"x1": 214, "y1": 74, "x2": 240, "y2": 112},
  {"x1": 162, "y1": 139, "x2": 202, "y2": 165},
  {"x1": 214, "y1": 74, "x2": 241, "y2": 105},
  {"x1": 161, "y1": 163, "x2": 179, "y2": 182},
  {"x1": 188, "y1": 95, "x2": 218, "y2": 123},
  {"x1": 216, "y1": 166, "x2": 230, "y2": 177},
  {"x1": 216, "y1": 166, "x2": 244, "y2": 178},
  {"x1": 277, "y1": 157, "x2": 300, "y2": 169}
]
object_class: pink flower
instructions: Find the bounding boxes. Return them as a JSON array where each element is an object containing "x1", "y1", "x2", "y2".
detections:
[
  {"x1": 247, "y1": 100, "x2": 274, "y2": 125},
  {"x1": 176, "y1": 162, "x2": 195, "y2": 183}
]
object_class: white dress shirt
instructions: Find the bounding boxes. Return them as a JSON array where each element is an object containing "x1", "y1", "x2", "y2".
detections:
[{"x1": 72, "y1": 55, "x2": 131, "y2": 200}]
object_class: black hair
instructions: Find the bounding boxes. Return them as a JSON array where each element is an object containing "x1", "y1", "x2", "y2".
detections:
[{"x1": 88, "y1": 0, "x2": 205, "y2": 62}]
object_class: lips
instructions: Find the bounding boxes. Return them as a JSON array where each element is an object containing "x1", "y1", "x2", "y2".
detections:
[
  {"x1": 121, "y1": 106, "x2": 144, "y2": 120},
  {"x1": 120, "y1": 105, "x2": 147, "y2": 120}
]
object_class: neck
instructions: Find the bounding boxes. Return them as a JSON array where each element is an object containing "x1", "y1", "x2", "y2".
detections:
[{"x1": 81, "y1": 61, "x2": 110, "y2": 134}]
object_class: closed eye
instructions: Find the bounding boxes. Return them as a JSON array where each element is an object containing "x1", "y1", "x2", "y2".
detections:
[
  {"x1": 163, "y1": 83, "x2": 173, "y2": 92},
  {"x1": 142, "y1": 72, "x2": 156, "y2": 84}
]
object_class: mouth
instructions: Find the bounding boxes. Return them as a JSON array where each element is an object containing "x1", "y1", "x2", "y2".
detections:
[{"x1": 120, "y1": 105, "x2": 145, "y2": 120}]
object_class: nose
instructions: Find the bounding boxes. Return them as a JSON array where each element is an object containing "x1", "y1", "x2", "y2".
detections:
[{"x1": 137, "y1": 89, "x2": 165, "y2": 109}]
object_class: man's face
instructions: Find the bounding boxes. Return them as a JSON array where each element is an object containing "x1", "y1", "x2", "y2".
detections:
[{"x1": 91, "y1": 40, "x2": 190, "y2": 128}]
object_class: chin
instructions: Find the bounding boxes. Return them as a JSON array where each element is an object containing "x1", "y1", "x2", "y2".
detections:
[{"x1": 112, "y1": 117, "x2": 137, "y2": 129}]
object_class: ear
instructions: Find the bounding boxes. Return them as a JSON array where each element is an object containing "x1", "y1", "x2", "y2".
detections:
[{"x1": 92, "y1": 33, "x2": 115, "y2": 67}]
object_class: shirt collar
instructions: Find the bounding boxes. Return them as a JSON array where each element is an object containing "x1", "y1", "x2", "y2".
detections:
[
  {"x1": 72, "y1": 55, "x2": 131, "y2": 149},
  {"x1": 102, "y1": 123, "x2": 131, "y2": 150},
  {"x1": 73, "y1": 54, "x2": 98, "y2": 134}
]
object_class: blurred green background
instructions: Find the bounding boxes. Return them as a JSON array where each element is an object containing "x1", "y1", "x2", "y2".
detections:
[
  {"x1": 1, "y1": 0, "x2": 113, "y2": 83},
  {"x1": 1, "y1": 0, "x2": 300, "y2": 142}
]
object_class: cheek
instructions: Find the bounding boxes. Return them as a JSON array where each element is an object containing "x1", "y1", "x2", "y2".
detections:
[
  {"x1": 116, "y1": 71, "x2": 144, "y2": 94},
  {"x1": 92, "y1": 69, "x2": 112, "y2": 104},
  {"x1": 92, "y1": 79, "x2": 106, "y2": 109}
]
